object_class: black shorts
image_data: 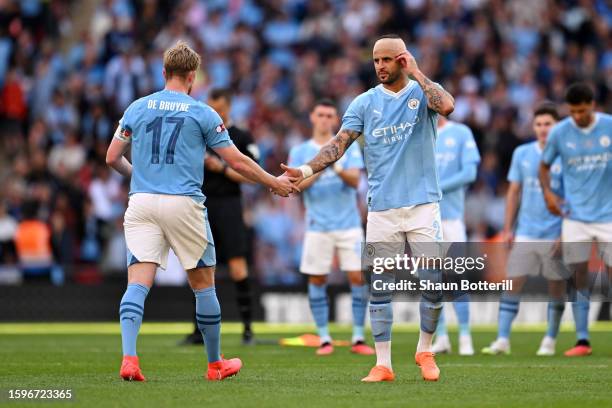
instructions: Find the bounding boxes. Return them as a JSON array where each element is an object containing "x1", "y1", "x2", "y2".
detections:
[{"x1": 205, "y1": 196, "x2": 248, "y2": 262}]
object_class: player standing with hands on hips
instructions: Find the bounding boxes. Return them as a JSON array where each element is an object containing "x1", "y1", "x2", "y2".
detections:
[
  {"x1": 281, "y1": 34, "x2": 454, "y2": 382},
  {"x1": 106, "y1": 41, "x2": 297, "y2": 382}
]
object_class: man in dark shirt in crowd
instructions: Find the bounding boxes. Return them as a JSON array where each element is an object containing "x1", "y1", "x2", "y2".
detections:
[{"x1": 181, "y1": 88, "x2": 259, "y2": 345}]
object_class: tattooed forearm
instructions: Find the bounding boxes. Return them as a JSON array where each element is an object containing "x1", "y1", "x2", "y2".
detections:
[
  {"x1": 307, "y1": 129, "x2": 361, "y2": 173},
  {"x1": 414, "y1": 71, "x2": 455, "y2": 115}
]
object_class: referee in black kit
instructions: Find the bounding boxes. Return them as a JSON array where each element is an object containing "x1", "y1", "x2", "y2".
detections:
[{"x1": 181, "y1": 88, "x2": 258, "y2": 345}]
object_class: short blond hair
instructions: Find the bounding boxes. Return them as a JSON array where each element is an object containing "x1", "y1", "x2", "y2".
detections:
[{"x1": 163, "y1": 41, "x2": 201, "y2": 78}]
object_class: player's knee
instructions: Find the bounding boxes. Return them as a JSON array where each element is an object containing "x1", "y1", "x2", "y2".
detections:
[
  {"x1": 187, "y1": 266, "x2": 215, "y2": 290},
  {"x1": 228, "y1": 257, "x2": 248, "y2": 281},
  {"x1": 421, "y1": 289, "x2": 443, "y2": 304},
  {"x1": 347, "y1": 271, "x2": 364, "y2": 286},
  {"x1": 308, "y1": 275, "x2": 327, "y2": 286}
]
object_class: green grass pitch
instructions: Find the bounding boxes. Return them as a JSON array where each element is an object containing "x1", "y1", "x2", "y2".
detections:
[{"x1": 1, "y1": 322, "x2": 611, "y2": 408}]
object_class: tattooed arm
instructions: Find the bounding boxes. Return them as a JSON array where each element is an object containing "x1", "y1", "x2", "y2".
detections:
[
  {"x1": 280, "y1": 129, "x2": 362, "y2": 181},
  {"x1": 413, "y1": 71, "x2": 455, "y2": 116},
  {"x1": 396, "y1": 51, "x2": 455, "y2": 116}
]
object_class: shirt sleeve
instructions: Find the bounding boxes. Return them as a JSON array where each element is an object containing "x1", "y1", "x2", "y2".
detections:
[
  {"x1": 343, "y1": 142, "x2": 365, "y2": 170},
  {"x1": 507, "y1": 148, "x2": 522, "y2": 183},
  {"x1": 541, "y1": 126, "x2": 560, "y2": 165},
  {"x1": 201, "y1": 106, "x2": 234, "y2": 149},
  {"x1": 461, "y1": 126, "x2": 481, "y2": 166},
  {"x1": 341, "y1": 95, "x2": 365, "y2": 133},
  {"x1": 115, "y1": 103, "x2": 136, "y2": 143}
]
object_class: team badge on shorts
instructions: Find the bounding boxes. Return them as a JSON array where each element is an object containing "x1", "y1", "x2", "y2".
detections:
[{"x1": 408, "y1": 98, "x2": 420, "y2": 110}]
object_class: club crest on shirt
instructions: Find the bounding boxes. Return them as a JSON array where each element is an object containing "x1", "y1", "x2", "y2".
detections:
[
  {"x1": 216, "y1": 123, "x2": 226, "y2": 133},
  {"x1": 444, "y1": 137, "x2": 456, "y2": 147},
  {"x1": 408, "y1": 98, "x2": 420, "y2": 110},
  {"x1": 600, "y1": 135, "x2": 610, "y2": 148}
]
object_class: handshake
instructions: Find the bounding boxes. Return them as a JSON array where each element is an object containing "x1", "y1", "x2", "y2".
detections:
[{"x1": 269, "y1": 163, "x2": 311, "y2": 197}]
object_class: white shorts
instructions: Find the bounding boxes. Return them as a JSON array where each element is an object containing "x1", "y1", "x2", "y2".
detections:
[
  {"x1": 561, "y1": 219, "x2": 612, "y2": 265},
  {"x1": 442, "y1": 219, "x2": 467, "y2": 242},
  {"x1": 124, "y1": 193, "x2": 215, "y2": 270},
  {"x1": 506, "y1": 237, "x2": 571, "y2": 280},
  {"x1": 365, "y1": 202, "x2": 443, "y2": 262},
  {"x1": 300, "y1": 228, "x2": 363, "y2": 275}
]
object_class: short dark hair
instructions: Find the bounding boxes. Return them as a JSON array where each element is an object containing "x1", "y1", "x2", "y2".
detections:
[
  {"x1": 565, "y1": 82, "x2": 594, "y2": 105},
  {"x1": 533, "y1": 102, "x2": 560, "y2": 121},
  {"x1": 377, "y1": 33, "x2": 402, "y2": 41},
  {"x1": 208, "y1": 88, "x2": 232, "y2": 103},
  {"x1": 312, "y1": 98, "x2": 337, "y2": 111}
]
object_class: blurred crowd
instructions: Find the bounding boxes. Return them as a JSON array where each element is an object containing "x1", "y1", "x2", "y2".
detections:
[{"x1": 0, "y1": 0, "x2": 611, "y2": 285}]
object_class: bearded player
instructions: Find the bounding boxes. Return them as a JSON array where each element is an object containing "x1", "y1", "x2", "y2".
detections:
[{"x1": 281, "y1": 34, "x2": 454, "y2": 382}]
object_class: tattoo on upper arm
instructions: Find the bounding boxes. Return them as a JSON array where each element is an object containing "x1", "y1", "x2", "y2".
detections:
[{"x1": 307, "y1": 129, "x2": 361, "y2": 173}]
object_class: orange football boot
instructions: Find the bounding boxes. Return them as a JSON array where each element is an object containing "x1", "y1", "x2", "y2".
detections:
[
  {"x1": 316, "y1": 343, "x2": 334, "y2": 356},
  {"x1": 361, "y1": 365, "x2": 395, "y2": 382},
  {"x1": 206, "y1": 357, "x2": 243, "y2": 381},
  {"x1": 564, "y1": 344, "x2": 592, "y2": 357},
  {"x1": 120, "y1": 356, "x2": 146, "y2": 382},
  {"x1": 415, "y1": 352, "x2": 440, "y2": 381},
  {"x1": 351, "y1": 342, "x2": 375, "y2": 355}
]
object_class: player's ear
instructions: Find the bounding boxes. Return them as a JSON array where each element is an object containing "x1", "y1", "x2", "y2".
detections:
[{"x1": 187, "y1": 71, "x2": 196, "y2": 85}]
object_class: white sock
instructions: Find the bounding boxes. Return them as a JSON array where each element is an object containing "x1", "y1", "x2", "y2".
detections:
[
  {"x1": 375, "y1": 341, "x2": 392, "y2": 369},
  {"x1": 417, "y1": 330, "x2": 434, "y2": 353}
]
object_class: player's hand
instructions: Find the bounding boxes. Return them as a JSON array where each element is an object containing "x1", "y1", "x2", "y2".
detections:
[
  {"x1": 543, "y1": 190, "x2": 565, "y2": 216},
  {"x1": 395, "y1": 50, "x2": 419, "y2": 79},
  {"x1": 270, "y1": 175, "x2": 300, "y2": 197},
  {"x1": 279, "y1": 163, "x2": 305, "y2": 183},
  {"x1": 205, "y1": 155, "x2": 225, "y2": 173}
]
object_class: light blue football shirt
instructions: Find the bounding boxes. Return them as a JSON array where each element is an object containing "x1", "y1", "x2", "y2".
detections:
[
  {"x1": 289, "y1": 140, "x2": 364, "y2": 232},
  {"x1": 435, "y1": 121, "x2": 481, "y2": 220},
  {"x1": 541, "y1": 113, "x2": 612, "y2": 223},
  {"x1": 118, "y1": 89, "x2": 233, "y2": 199},
  {"x1": 508, "y1": 141, "x2": 563, "y2": 239},
  {"x1": 342, "y1": 82, "x2": 441, "y2": 212}
]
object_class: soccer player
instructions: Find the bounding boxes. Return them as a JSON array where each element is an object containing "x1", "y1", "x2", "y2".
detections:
[
  {"x1": 106, "y1": 41, "x2": 297, "y2": 381},
  {"x1": 482, "y1": 102, "x2": 568, "y2": 356},
  {"x1": 281, "y1": 34, "x2": 454, "y2": 382},
  {"x1": 539, "y1": 83, "x2": 612, "y2": 357},
  {"x1": 431, "y1": 115, "x2": 480, "y2": 355},
  {"x1": 181, "y1": 88, "x2": 259, "y2": 346},
  {"x1": 288, "y1": 99, "x2": 374, "y2": 356}
]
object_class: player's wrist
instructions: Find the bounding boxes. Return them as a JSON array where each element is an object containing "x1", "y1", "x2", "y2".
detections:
[{"x1": 298, "y1": 165, "x2": 313, "y2": 179}]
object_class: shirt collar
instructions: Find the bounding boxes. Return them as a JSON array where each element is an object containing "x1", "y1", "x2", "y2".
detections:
[
  {"x1": 376, "y1": 80, "x2": 416, "y2": 99},
  {"x1": 571, "y1": 112, "x2": 600, "y2": 134}
]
